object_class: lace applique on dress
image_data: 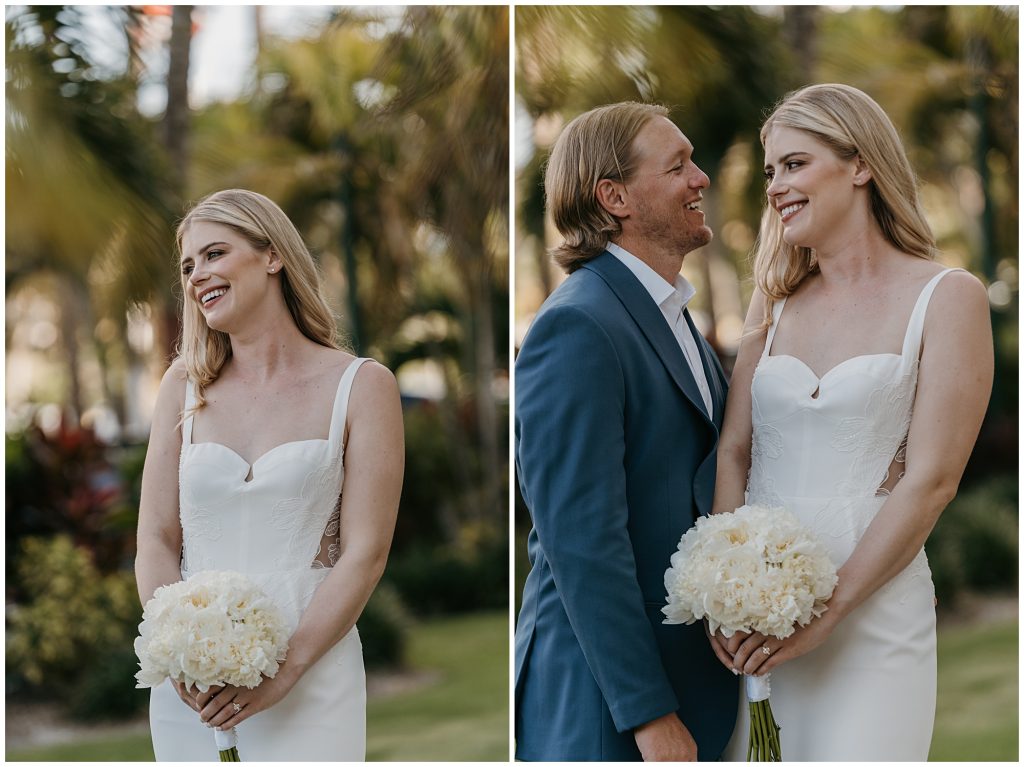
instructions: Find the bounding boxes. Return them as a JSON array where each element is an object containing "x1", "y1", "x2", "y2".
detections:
[
  {"x1": 831, "y1": 361, "x2": 918, "y2": 497},
  {"x1": 747, "y1": 422, "x2": 785, "y2": 507},
  {"x1": 312, "y1": 496, "x2": 343, "y2": 569},
  {"x1": 269, "y1": 461, "x2": 344, "y2": 570}
]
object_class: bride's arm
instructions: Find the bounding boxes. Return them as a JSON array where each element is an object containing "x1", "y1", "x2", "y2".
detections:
[
  {"x1": 738, "y1": 271, "x2": 993, "y2": 676},
  {"x1": 283, "y1": 361, "x2": 404, "y2": 676},
  {"x1": 713, "y1": 289, "x2": 768, "y2": 515},
  {"x1": 199, "y1": 361, "x2": 404, "y2": 729},
  {"x1": 136, "y1": 360, "x2": 205, "y2": 713},
  {"x1": 706, "y1": 291, "x2": 768, "y2": 668},
  {"x1": 135, "y1": 359, "x2": 188, "y2": 605}
]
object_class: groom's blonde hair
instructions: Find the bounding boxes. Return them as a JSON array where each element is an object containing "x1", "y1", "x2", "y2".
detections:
[
  {"x1": 545, "y1": 102, "x2": 669, "y2": 274},
  {"x1": 752, "y1": 84, "x2": 936, "y2": 329}
]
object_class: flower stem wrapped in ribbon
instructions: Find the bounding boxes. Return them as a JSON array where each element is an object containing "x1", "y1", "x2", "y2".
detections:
[
  {"x1": 134, "y1": 571, "x2": 290, "y2": 761},
  {"x1": 662, "y1": 505, "x2": 837, "y2": 762}
]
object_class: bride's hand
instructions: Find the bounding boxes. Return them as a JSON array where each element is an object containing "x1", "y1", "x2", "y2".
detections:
[
  {"x1": 170, "y1": 679, "x2": 201, "y2": 713},
  {"x1": 733, "y1": 614, "x2": 838, "y2": 676},
  {"x1": 703, "y1": 622, "x2": 745, "y2": 672},
  {"x1": 196, "y1": 669, "x2": 300, "y2": 731}
]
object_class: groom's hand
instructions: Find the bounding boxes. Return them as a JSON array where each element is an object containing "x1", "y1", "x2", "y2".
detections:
[{"x1": 634, "y1": 712, "x2": 698, "y2": 761}]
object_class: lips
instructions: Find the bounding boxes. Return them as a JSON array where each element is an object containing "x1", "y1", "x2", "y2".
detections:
[
  {"x1": 778, "y1": 201, "x2": 806, "y2": 222},
  {"x1": 198, "y1": 286, "x2": 229, "y2": 308}
]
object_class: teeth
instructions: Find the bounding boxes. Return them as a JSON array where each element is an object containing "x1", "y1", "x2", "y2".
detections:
[
  {"x1": 780, "y1": 203, "x2": 805, "y2": 217},
  {"x1": 201, "y1": 288, "x2": 227, "y2": 304},
  {"x1": 686, "y1": 202, "x2": 701, "y2": 210}
]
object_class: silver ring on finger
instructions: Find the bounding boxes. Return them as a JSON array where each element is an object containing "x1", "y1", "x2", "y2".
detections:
[
  {"x1": 762, "y1": 645, "x2": 772, "y2": 655},
  {"x1": 232, "y1": 702, "x2": 242, "y2": 713}
]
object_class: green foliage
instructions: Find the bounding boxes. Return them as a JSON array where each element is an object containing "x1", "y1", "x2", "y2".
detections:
[
  {"x1": 385, "y1": 527, "x2": 508, "y2": 616},
  {"x1": 6, "y1": 536, "x2": 144, "y2": 720},
  {"x1": 357, "y1": 583, "x2": 413, "y2": 669},
  {"x1": 927, "y1": 476, "x2": 1018, "y2": 606},
  {"x1": 6, "y1": 423, "x2": 137, "y2": 602},
  {"x1": 67, "y1": 647, "x2": 150, "y2": 722}
]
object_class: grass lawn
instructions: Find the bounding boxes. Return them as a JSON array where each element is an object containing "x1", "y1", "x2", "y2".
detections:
[
  {"x1": 929, "y1": 617, "x2": 1018, "y2": 761},
  {"x1": 6, "y1": 610, "x2": 508, "y2": 762}
]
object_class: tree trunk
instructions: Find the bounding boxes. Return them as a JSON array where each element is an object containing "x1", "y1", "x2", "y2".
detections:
[
  {"x1": 58, "y1": 276, "x2": 87, "y2": 425},
  {"x1": 164, "y1": 5, "x2": 193, "y2": 197},
  {"x1": 782, "y1": 6, "x2": 819, "y2": 81}
]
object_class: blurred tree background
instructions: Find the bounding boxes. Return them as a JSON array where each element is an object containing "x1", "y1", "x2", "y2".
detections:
[
  {"x1": 515, "y1": 6, "x2": 1017, "y2": 761},
  {"x1": 6, "y1": 5, "x2": 508, "y2": 760}
]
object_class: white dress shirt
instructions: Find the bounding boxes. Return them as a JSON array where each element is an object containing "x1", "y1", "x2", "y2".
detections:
[{"x1": 605, "y1": 242, "x2": 714, "y2": 418}]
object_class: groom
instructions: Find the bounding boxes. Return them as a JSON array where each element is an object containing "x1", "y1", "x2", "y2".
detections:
[{"x1": 514, "y1": 103, "x2": 737, "y2": 761}]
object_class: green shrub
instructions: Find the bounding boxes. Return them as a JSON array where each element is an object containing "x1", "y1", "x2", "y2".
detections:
[
  {"x1": 68, "y1": 646, "x2": 150, "y2": 721},
  {"x1": 384, "y1": 528, "x2": 508, "y2": 615},
  {"x1": 6, "y1": 536, "x2": 144, "y2": 720},
  {"x1": 357, "y1": 582, "x2": 413, "y2": 669},
  {"x1": 927, "y1": 476, "x2": 1018, "y2": 606}
]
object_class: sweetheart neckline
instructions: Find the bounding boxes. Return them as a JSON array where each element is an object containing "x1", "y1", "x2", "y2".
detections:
[
  {"x1": 761, "y1": 351, "x2": 903, "y2": 384},
  {"x1": 187, "y1": 437, "x2": 329, "y2": 472}
]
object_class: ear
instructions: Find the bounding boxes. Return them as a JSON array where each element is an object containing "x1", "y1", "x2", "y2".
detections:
[
  {"x1": 595, "y1": 178, "x2": 630, "y2": 219},
  {"x1": 266, "y1": 248, "x2": 283, "y2": 274},
  {"x1": 852, "y1": 156, "x2": 872, "y2": 187}
]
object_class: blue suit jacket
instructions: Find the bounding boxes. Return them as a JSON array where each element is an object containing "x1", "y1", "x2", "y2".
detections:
[{"x1": 514, "y1": 251, "x2": 738, "y2": 761}]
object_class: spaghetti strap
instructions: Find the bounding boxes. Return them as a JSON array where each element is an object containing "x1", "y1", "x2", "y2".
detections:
[
  {"x1": 328, "y1": 357, "x2": 369, "y2": 448},
  {"x1": 900, "y1": 268, "x2": 964, "y2": 360},
  {"x1": 762, "y1": 296, "x2": 788, "y2": 359},
  {"x1": 182, "y1": 378, "x2": 196, "y2": 446}
]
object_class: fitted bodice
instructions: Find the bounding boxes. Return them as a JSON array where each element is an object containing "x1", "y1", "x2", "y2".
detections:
[
  {"x1": 748, "y1": 270, "x2": 958, "y2": 504},
  {"x1": 178, "y1": 358, "x2": 367, "y2": 578}
]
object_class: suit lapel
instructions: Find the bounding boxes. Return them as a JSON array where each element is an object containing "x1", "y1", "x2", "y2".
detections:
[
  {"x1": 683, "y1": 308, "x2": 726, "y2": 430},
  {"x1": 584, "y1": 252, "x2": 714, "y2": 429}
]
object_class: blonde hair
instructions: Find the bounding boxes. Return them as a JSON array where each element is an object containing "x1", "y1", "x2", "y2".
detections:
[
  {"x1": 545, "y1": 102, "x2": 669, "y2": 273},
  {"x1": 752, "y1": 83, "x2": 936, "y2": 328},
  {"x1": 175, "y1": 189, "x2": 343, "y2": 410}
]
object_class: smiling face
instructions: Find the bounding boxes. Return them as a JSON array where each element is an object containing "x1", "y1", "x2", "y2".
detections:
[
  {"x1": 180, "y1": 221, "x2": 279, "y2": 334},
  {"x1": 622, "y1": 116, "x2": 712, "y2": 256},
  {"x1": 763, "y1": 125, "x2": 867, "y2": 250}
]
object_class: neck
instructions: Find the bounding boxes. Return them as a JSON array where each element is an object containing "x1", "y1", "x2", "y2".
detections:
[
  {"x1": 611, "y1": 235, "x2": 685, "y2": 285},
  {"x1": 224, "y1": 301, "x2": 316, "y2": 382},
  {"x1": 810, "y1": 212, "x2": 900, "y2": 287}
]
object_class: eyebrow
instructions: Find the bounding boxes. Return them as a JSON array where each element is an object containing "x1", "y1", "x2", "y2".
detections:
[
  {"x1": 765, "y1": 151, "x2": 809, "y2": 171},
  {"x1": 182, "y1": 241, "x2": 230, "y2": 264}
]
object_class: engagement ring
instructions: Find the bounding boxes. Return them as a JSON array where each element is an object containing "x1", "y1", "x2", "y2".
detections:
[
  {"x1": 762, "y1": 645, "x2": 772, "y2": 655},
  {"x1": 232, "y1": 702, "x2": 242, "y2": 713}
]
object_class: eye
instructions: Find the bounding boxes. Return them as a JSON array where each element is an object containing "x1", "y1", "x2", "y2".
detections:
[
  {"x1": 181, "y1": 264, "x2": 193, "y2": 276},
  {"x1": 207, "y1": 249, "x2": 223, "y2": 259},
  {"x1": 785, "y1": 160, "x2": 803, "y2": 171}
]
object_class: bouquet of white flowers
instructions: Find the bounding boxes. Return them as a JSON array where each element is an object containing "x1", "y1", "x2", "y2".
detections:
[
  {"x1": 663, "y1": 504, "x2": 837, "y2": 761},
  {"x1": 135, "y1": 571, "x2": 290, "y2": 761}
]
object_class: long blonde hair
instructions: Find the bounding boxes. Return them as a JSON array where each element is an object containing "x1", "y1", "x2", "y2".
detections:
[
  {"x1": 175, "y1": 189, "x2": 343, "y2": 410},
  {"x1": 752, "y1": 83, "x2": 936, "y2": 329},
  {"x1": 545, "y1": 102, "x2": 669, "y2": 273}
]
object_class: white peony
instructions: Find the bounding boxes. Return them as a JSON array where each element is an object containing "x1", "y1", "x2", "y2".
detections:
[
  {"x1": 662, "y1": 505, "x2": 838, "y2": 639},
  {"x1": 135, "y1": 571, "x2": 289, "y2": 693}
]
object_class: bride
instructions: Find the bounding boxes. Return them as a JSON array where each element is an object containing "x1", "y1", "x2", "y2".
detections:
[
  {"x1": 710, "y1": 85, "x2": 992, "y2": 760},
  {"x1": 135, "y1": 189, "x2": 404, "y2": 760}
]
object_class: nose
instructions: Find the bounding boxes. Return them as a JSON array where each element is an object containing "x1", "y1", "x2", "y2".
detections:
[
  {"x1": 766, "y1": 173, "x2": 785, "y2": 199},
  {"x1": 691, "y1": 163, "x2": 710, "y2": 189},
  {"x1": 188, "y1": 260, "x2": 208, "y2": 288}
]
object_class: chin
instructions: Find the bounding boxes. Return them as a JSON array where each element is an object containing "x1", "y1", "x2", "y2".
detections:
[{"x1": 684, "y1": 227, "x2": 713, "y2": 252}]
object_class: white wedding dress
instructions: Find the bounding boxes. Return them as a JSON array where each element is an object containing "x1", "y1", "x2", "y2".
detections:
[
  {"x1": 723, "y1": 270, "x2": 959, "y2": 761},
  {"x1": 148, "y1": 358, "x2": 369, "y2": 761}
]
